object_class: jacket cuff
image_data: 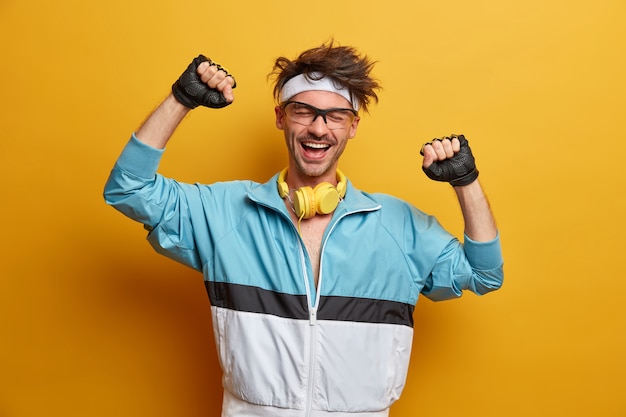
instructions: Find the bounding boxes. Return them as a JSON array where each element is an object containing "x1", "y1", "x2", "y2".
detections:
[
  {"x1": 463, "y1": 233, "x2": 503, "y2": 270},
  {"x1": 115, "y1": 133, "x2": 165, "y2": 179}
]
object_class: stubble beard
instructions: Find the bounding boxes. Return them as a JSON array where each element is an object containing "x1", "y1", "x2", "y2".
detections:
[{"x1": 288, "y1": 133, "x2": 345, "y2": 180}]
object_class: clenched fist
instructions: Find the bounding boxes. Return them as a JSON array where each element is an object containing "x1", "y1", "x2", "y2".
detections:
[
  {"x1": 172, "y1": 55, "x2": 236, "y2": 109},
  {"x1": 420, "y1": 134, "x2": 479, "y2": 186}
]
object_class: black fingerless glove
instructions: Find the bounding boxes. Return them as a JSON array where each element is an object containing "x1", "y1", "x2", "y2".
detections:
[
  {"x1": 171, "y1": 55, "x2": 236, "y2": 109},
  {"x1": 422, "y1": 134, "x2": 479, "y2": 186}
]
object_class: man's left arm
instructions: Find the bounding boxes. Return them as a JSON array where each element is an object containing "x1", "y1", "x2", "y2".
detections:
[
  {"x1": 420, "y1": 133, "x2": 497, "y2": 242},
  {"x1": 419, "y1": 134, "x2": 503, "y2": 299},
  {"x1": 454, "y1": 180, "x2": 497, "y2": 242}
]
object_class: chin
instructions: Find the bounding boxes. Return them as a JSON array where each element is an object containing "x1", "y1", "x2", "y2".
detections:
[{"x1": 303, "y1": 164, "x2": 337, "y2": 180}]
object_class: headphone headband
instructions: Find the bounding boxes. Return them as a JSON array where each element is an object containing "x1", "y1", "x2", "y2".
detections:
[{"x1": 277, "y1": 168, "x2": 346, "y2": 198}]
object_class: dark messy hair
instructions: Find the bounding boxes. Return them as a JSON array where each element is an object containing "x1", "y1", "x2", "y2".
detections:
[{"x1": 270, "y1": 40, "x2": 381, "y2": 113}]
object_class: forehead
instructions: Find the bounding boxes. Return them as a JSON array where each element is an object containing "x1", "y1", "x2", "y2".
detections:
[{"x1": 289, "y1": 90, "x2": 353, "y2": 109}]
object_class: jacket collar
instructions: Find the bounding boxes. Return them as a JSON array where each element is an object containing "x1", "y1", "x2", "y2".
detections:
[{"x1": 247, "y1": 172, "x2": 382, "y2": 217}]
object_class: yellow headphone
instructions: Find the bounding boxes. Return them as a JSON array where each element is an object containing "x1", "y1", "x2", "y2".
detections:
[{"x1": 277, "y1": 168, "x2": 347, "y2": 220}]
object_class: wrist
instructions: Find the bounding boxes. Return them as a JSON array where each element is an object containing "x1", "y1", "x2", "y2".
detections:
[
  {"x1": 450, "y1": 168, "x2": 479, "y2": 187},
  {"x1": 165, "y1": 92, "x2": 193, "y2": 114}
]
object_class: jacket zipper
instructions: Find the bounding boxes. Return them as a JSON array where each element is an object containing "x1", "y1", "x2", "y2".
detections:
[
  {"x1": 298, "y1": 236, "x2": 318, "y2": 417},
  {"x1": 302, "y1": 207, "x2": 381, "y2": 417},
  {"x1": 259, "y1": 202, "x2": 381, "y2": 417}
]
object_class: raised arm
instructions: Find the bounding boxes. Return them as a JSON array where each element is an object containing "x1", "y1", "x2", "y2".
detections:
[
  {"x1": 420, "y1": 134, "x2": 497, "y2": 242},
  {"x1": 136, "y1": 55, "x2": 236, "y2": 149},
  {"x1": 453, "y1": 180, "x2": 497, "y2": 241}
]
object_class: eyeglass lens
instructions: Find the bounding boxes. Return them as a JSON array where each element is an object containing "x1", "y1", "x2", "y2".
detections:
[{"x1": 283, "y1": 101, "x2": 357, "y2": 130}]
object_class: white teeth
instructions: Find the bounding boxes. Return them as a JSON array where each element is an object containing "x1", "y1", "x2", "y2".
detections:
[{"x1": 303, "y1": 142, "x2": 329, "y2": 149}]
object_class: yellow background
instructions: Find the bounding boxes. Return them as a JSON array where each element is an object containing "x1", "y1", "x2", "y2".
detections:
[{"x1": 1, "y1": 0, "x2": 624, "y2": 415}]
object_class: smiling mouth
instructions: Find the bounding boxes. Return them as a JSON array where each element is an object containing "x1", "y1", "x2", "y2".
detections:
[{"x1": 302, "y1": 142, "x2": 330, "y2": 151}]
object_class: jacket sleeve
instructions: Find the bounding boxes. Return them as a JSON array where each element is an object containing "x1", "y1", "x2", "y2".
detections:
[
  {"x1": 421, "y1": 233, "x2": 504, "y2": 301},
  {"x1": 103, "y1": 134, "x2": 205, "y2": 271}
]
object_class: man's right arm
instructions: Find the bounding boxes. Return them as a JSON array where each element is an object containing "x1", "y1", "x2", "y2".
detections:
[{"x1": 103, "y1": 55, "x2": 237, "y2": 239}]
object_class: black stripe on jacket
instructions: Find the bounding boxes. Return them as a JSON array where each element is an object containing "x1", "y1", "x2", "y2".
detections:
[{"x1": 206, "y1": 281, "x2": 414, "y2": 328}]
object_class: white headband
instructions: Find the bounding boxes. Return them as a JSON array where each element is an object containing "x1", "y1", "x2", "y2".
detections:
[{"x1": 280, "y1": 72, "x2": 360, "y2": 111}]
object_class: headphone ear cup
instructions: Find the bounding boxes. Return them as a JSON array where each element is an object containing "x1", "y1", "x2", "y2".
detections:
[
  {"x1": 335, "y1": 169, "x2": 347, "y2": 198},
  {"x1": 278, "y1": 181, "x2": 289, "y2": 199},
  {"x1": 313, "y1": 183, "x2": 340, "y2": 215},
  {"x1": 277, "y1": 168, "x2": 290, "y2": 198},
  {"x1": 293, "y1": 186, "x2": 316, "y2": 219}
]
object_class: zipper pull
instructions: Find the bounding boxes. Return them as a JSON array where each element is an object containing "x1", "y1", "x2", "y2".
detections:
[{"x1": 309, "y1": 310, "x2": 317, "y2": 326}]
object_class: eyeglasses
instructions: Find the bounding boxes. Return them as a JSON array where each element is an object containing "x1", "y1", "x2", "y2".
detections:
[{"x1": 281, "y1": 101, "x2": 358, "y2": 130}]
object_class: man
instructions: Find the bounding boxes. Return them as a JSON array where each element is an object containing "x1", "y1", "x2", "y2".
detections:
[{"x1": 104, "y1": 42, "x2": 503, "y2": 417}]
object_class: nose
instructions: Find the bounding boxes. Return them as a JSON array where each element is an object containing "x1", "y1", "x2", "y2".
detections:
[
  {"x1": 308, "y1": 114, "x2": 330, "y2": 134},
  {"x1": 311, "y1": 113, "x2": 328, "y2": 125}
]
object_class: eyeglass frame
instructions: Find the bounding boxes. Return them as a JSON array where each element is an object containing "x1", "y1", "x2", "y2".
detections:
[{"x1": 280, "y1": 100, "x2": 359, "y2": 130}]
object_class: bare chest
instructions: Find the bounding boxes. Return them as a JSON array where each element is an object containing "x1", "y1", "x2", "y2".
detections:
[{"x1": 288, "y1": 213, "x2": 331, "y2": 287}]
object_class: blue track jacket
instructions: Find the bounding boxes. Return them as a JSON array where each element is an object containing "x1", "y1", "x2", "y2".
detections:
[{"x1": 104, "y1": 134, "x2": 504, "y2": 417}]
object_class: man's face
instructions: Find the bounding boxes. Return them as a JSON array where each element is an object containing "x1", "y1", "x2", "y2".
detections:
[{"x1": 275, "y1": 90, "x2": 360, "y2": 182}]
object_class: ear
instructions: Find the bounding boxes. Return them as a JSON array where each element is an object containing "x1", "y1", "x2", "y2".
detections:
[
  {"x1": 347, "y1": 116, "x2": 361, "y2": 139},
  {"x1": 275, "y1": 105, "x2": 285, "y2": 130}
]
